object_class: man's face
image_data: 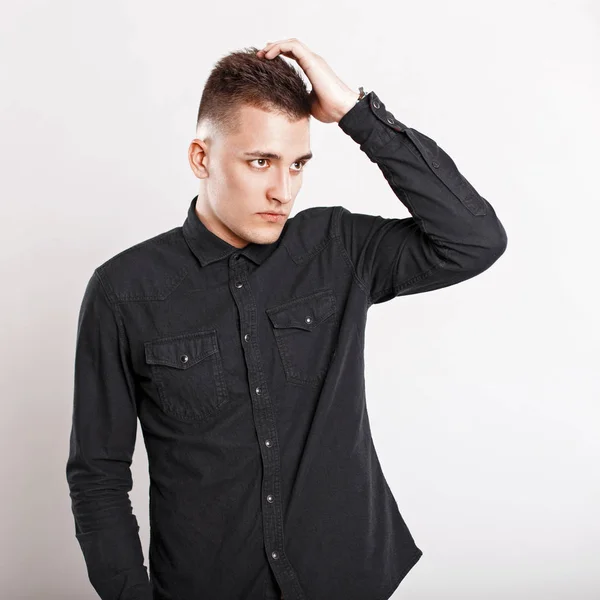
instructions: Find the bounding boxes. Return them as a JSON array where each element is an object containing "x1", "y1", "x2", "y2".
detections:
[{"x1": 189, "y1": 104, "x2": 312, "y2": 249}]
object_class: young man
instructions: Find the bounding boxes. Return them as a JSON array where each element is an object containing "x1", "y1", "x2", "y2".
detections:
[{"x1": 66, "y1": 38, "x2": 507, "y2": 600}]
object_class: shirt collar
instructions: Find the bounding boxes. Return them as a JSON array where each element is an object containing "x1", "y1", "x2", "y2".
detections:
[{"x1": 182, "y1": 195, "x2": 280, "y2": 267}]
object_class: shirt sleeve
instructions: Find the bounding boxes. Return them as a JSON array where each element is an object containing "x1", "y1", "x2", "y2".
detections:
[
  {"x1": 66, "y1": 269, "x2": 153, "y2": 600},
  {"x1": 335, "y1": 90, "x2": 508, "y2": 305}
]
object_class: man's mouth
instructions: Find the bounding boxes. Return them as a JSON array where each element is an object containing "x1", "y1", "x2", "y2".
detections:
[{"x1": 258, "y1": 212, "x2": 286, "y2": 222}]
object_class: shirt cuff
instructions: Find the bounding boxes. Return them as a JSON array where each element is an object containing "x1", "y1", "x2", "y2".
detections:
[{"x1": 337, "y1": 90, "x2": 408, "y2": 153}]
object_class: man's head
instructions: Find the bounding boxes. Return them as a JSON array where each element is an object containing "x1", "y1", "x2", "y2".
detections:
[{"x1": 188, "y1": 46, "x2": 313, "y2": 249}]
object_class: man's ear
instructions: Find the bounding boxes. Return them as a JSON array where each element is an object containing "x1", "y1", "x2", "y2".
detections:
[{"x1": 188, "y1": 139, "x2": 210, "y2": 179}]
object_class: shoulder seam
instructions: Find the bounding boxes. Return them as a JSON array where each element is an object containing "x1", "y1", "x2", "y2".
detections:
[
  {"x1": 97, "y1": 227, "x2": 182, "y2": 270},
  {"x1": 332, "y1": 206, "x2": 372, "y2": 304}
]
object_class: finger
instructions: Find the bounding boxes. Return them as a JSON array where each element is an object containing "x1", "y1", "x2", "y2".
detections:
[
  {"x1": 257, "y1": 38, "x2": 302, "y2": 60},
  {"x1": 264, "y1": 40, "x2": 308, "y2": 61},
  {"x1": 258, "y1": 40, "x2": 279, "y2": 53},
  {"x1": 260, "y1": 38, "x2": 298, "y2": 55},
  {"x1": 256, "y1": 44, "x2": 274, "y2": 57},
  {"x1": 262, "y1": 38, "x2": 294, "y2": 51},
  {"x1": 260, "y1": 42, "x2": 280, "y2": 57}
]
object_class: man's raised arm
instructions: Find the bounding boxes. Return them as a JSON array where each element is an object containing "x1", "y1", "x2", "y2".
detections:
[{"x1": 335, "y1": 90, "x2": 508, "y2": 304}]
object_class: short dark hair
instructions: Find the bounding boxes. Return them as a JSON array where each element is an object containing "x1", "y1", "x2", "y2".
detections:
[{"x1": 196, "y1": 46, "x2": 312, "y2": 138}]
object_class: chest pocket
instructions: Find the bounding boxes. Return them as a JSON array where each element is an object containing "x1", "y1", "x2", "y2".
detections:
[
  {"x1": 144, "y1": 328, "x2": 229, "y2": 423},
  {"x1": 266, "y1": 288, "x2": 337, "y2": 386}
]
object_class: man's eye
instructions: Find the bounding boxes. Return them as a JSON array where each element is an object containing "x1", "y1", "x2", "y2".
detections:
[
  {"x1": 249, "y1": 159, "x2": 306, "y2": 171},
  {"x1": 250, "y1": 159, "x2": 268, "y2": 168}
]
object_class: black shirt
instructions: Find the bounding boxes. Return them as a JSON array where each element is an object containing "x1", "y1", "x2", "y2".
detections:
[{"x1": 66, "y1": 90, "x2": 507, "y2": 600}]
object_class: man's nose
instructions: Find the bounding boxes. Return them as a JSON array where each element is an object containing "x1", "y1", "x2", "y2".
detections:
[{"x1": 271, "y1": 171, "x2": 293, "y2": 203}]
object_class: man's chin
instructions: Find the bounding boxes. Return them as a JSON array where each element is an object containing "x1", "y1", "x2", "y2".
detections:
[{"x1": 246, "y1": 229, "x2": 282, "y2": 245}]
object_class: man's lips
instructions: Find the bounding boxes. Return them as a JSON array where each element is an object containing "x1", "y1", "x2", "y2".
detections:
[{"x1": 258, "y1": 212, "x2": 286, "y2": 222}]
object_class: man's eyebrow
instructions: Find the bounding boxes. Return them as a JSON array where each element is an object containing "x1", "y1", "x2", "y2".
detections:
[{"x1": 242, "y1": 150, "x2": 313, "y2": 162}]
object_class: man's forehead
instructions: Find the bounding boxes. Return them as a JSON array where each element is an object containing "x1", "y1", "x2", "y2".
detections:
[{"x1": 228, "y1": 105, "x2": 311, "y2": 156}]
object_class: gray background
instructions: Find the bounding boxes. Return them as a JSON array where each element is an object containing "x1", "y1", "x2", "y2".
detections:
[{"x1": 1, "y1": 1, "x2": 598, "y2": 598}]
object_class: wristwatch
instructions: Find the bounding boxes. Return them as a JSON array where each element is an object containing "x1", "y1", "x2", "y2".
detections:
[{"x1": 356, "y1": 86, "x2": 367, "y2": 103}]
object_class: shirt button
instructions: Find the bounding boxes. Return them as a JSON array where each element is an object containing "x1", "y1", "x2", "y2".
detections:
[
  {"x1": 373, "y1": 100, "x2": 380, "y2": 109},
  {"x1": 244, "y1": 333, "x2": 250, "y2": 342},
  {"x1": 235, "y1": 282, "x2": 243, "y2": 288},
  {"x1": 265, "y1": 439, "x2": 272, "y2": 447},
  {"x1": 305, "y1": 316, "x2": 312, "y2": 324},
  {"x1": 255, "y1": 387, "x2": 261, "y2": 395},
  {"x1": 180, "y1": 354, "x2": 189, "y2": 364},
  {"x1": 271, "y1": 551, "x2": 279, "y2": 560},
  {"x1": 267, "y1": 494, "x2": 274, "y2": 503},
  {"x1": 432, "y1": 161, "x2": 440, "y2": 168}
]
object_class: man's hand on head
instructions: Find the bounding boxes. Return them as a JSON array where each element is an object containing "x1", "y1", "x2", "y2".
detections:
[{"x1": 256, "y1": 38, "x2": 359, "y2": 124}]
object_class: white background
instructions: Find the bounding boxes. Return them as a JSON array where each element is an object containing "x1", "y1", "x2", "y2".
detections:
[{"x1": 1, "y1": 1, "x2": 599, "y2": 598}]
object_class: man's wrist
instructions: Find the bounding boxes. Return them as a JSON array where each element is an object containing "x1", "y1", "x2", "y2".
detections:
[{"x1": 334, "y1": 91, "x2": 361, "y2": 123}]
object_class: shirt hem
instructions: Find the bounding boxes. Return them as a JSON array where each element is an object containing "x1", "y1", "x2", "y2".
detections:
[{"x1": 374, "y1": 546, "x2": 423, "y2": 600}]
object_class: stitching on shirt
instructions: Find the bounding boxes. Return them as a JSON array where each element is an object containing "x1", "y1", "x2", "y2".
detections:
[
  {"x1": 376, "y1": 129, "x2": 487, "y2": 217},
  {"x1": 371, "y1": 262, "x2": 444, "y2": 303},
  {"x1": 380, "y1": 128, "x2": 423, "y2": 163},
  {"x1": 102, "y1": 265, "x2": 189, "y2": 303},
  {"x1": 331, "y1": 206, "x2": 370, "y2": 301},
  {"x1": 98, "y1": 227, "x2": 182, "y2": 268},
  {"x1": 404, "y1": 129, "x2": 487, "y2": 217},
  {"x1": 282, "y1": 231, "x2": 332, "y2": 264},
  {"x1": 94, "y1": 270, "x2": 140, "y2": 410},
  {"x1": 359, "y1": 123, "x2": 394, "y2": 159}
]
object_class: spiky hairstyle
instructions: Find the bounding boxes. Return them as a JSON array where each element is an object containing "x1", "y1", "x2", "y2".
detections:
[{"x1": 196, "y1": 46, "x2": 313, "y2": 138}]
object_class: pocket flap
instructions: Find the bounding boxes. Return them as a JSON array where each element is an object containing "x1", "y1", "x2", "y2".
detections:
[
  {"x1": 266, "y1": 289, "x2": 336, "y2": 331},
  {"x1": 144, "y1": 329, "x2": 218, "y2": 369}
]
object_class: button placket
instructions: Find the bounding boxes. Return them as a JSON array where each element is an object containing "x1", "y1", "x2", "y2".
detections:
[{"x1": 228, "y1": 260, "x2": 299, "y2": 592}]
